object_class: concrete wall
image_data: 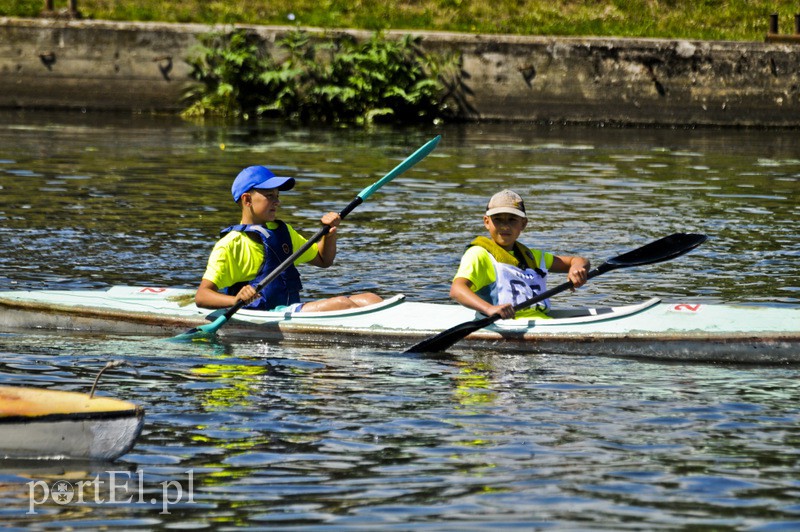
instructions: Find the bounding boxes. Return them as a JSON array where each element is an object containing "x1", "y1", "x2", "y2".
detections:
[
  {"x1": 1, "y1": 17, "x2": 798, "y2": 126},
  {"x1": 0, "y1": 18, "x2": 200, "y2": 112}
]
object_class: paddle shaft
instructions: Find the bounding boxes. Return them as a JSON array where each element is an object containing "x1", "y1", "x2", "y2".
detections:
[
  {"x1": 220, "y1": 196, "x2": 363, "y2": 321},
  {"x1": 169, "y1": 135, "x2": 442, "y2": 341},
  {"x1": 455, "y1": 261, "x2": 618, "y2": 332},
  {"x1": 404, "y1": 232, "x2": 707, "y2": 353},
  {"x1": 182, "y1": 134, "x2": 442, "y2": 336}
]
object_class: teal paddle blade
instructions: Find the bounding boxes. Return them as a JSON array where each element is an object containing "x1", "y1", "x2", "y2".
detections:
[
  {"x1": 168, "y1": 135, "x2": 443, "y2": 342},
  {"x1": 168, "y1": 315, "x2": 227, "y2": 342}
]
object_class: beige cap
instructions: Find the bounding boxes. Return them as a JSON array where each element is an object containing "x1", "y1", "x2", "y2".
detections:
[{"x1": 485, "y1": 189, "x2": 526, "y2": 218}]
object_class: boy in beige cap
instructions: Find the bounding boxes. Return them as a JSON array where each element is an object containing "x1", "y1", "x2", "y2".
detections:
[{"x1": 450, "y1": 190, "x2": 590, "y2": 319}]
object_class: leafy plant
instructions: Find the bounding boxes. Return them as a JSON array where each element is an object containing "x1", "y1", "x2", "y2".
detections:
[
  {"x1": 182, "y1": 29, "x2": 469, "y2": 125},
  {"x1": 182, "y1": 29, "x2": 270, "y2": 119}
]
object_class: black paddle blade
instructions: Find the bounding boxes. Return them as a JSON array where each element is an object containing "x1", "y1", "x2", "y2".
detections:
[
  {"x1": 405, "y1": 232, "x2": 708, "y2": 354},
  {"x1": 606, "y1": 233, "x2": 707, "y2": 268},
  {"x1": 405, "y1": 315, "x2": 495, "y2": 354}
]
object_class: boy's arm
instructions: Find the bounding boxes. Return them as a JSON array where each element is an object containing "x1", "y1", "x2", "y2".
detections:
[
  {"x1": 308, "y1": 212, "x2": 340, "y2": 268},
  {"x1": 195, "y1": 279, "x2": 258, "y2": 309},
  {"x1": 450, "y1": 277, "x2": 516, "y2": 319},
  {"x1": 550, "y1": 255, "x2": 590, "y2": 288},
  {"x1": 196, "y1": 237, "x2": 259, "y2": 309}
]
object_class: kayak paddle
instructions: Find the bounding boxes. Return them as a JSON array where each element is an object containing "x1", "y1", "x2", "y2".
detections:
[
  {"x1": 172, "y1": 135, "x2": 442, "y2": 341},
  {"x1": 405, "y1": 232, "x2": 708, "y2": 353}
]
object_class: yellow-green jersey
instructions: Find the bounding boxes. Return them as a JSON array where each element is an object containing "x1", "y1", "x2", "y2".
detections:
[
  {"x1": 454, "y1": 238, "x2": 554, "y2": 319},
  {"x1": 202, "y1": 221, "x2": 318, "y2": 290}
]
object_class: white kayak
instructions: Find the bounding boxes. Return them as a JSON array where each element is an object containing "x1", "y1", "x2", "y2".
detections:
[
  {"x1": 0, "y1": 286, "x2": 798, "y2": 364},
  {"x1": 0, "y1": 385, "x2": 144, "y2": 460}
]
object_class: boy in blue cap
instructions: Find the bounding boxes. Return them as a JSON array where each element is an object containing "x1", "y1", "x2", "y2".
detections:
[
  {"x1": 450, "y1": 189, "x2": 590, "y2": 320},
  {"x1": 195, "y1": 166, "x2": 382, "y2": 312}
]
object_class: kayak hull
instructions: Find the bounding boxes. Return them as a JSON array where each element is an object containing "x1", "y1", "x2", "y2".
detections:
[
  {"x1": 0, "y1": 386, "x2": 144, "y2": 460},
  {"x1": 0, "y1": 287, "x2": 798, "y2": 363}
]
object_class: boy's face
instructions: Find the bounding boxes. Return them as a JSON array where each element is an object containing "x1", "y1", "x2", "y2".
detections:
[
  {"x1": 484, "y1": 213, "x2": 527, "y2": 250},
  {"x1": 242, "y1": 188, "x2": 280, "y2": 223}
]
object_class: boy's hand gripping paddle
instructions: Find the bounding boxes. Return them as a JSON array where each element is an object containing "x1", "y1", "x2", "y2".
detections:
[
  {"x1": 404, "y1": 232, "x2": 708, "y2": 353},
  {"x1": 172, "y1": 135, "x2": 442, "y2": 341}
]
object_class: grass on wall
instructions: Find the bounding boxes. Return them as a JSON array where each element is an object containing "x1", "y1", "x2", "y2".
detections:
[{"x1": 1, "y1": 0, "x2": 795, "y2": 42}]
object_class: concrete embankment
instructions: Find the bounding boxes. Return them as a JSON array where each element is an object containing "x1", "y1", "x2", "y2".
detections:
[{"x1": 1, "y1": 17, "x2": 798, "y2": 127}]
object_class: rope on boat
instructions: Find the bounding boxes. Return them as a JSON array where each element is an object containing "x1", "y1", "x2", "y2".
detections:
[{"x1": 89, "y1": 360, "x2": 138, "y2": 398}]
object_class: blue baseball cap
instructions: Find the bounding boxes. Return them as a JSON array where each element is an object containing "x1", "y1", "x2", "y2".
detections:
[{"x1": 231, "y1": 166, "x2": 296, "y2": 202}]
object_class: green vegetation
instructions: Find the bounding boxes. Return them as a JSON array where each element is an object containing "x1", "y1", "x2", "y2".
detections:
[
  {"x1": 181, "y1": 30, "x2": 465, "y2": 125},
  {"x1": 3, "y1": 1, "x2": 795, "y2": 125},
  {"x1": 1, "y1": 0, "x2": 798, "y2": 41}
]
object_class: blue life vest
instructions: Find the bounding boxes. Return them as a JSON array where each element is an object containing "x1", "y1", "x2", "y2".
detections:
[{"x1": 221, "y1": 222, "x2": 302, "y2": 310}]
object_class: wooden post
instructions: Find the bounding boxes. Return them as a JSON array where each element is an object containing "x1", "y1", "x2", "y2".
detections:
[
  {"x1": 769, "y1": 13, "x2": 779, "y2": 34},
  {"x1": 41, "y1": 0, "x2": 79, "y2": 17},
  {"x1": 765, "y1": 13, "x2": 800, "y2": 43}
]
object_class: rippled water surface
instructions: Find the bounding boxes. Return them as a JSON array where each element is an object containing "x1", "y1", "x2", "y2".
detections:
[{"x1": 0, "y1": 111, "x2": 798, "y2": 529}]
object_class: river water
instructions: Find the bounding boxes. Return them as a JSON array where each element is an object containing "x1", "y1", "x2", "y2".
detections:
[{"x1": 0, "y1": 110, "x2": 798, "y2": 529}]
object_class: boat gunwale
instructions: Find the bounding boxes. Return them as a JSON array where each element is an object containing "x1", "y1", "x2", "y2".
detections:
[
  {"x1": 491, "y1": 297, "x2": 662, "y2": 327},
  {"x1": 1, "y1": 290, "x2": 798, "y2": 365},
  {"x1": 2, "y1": 294, "x2": 800, "y2": 341},
  {"x1": 0, "y1": 406, "x2": 144, "y2": 424},
  {"x1": 2, "y1": 292, "x2": 800, "y2": 337},
  {"x1": 231, "y1": 293, "x2": 409, "y2": 320},
  {"x1": 0, "y1": 296, "x2": 206, "y2": 329}
]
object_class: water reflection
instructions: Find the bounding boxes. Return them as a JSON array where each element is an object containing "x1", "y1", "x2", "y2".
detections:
[
  {"x1": 1, "y1": 330, "x2": 799, "y2": 528},
  {"x1": 1, "y1": 111, "x2": 799, "y2": 528},
  {"x1": 1, "y1": 111, "x2": 798, "y2": 306}
]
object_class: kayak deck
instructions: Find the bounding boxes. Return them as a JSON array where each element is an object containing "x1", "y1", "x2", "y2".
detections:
[{"x1": 0, "y1": 386, "x2": 139, "y2": 418}]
